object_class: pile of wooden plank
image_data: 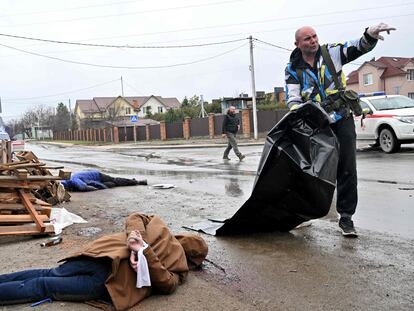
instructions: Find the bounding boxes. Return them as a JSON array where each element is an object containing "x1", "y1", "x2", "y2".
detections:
[
  {"x1": 0, "y1": 141, "x2": 71, "y2": 236},
  {"x1": 14, "y1": 150, "x2": 71, "y2": 205}
]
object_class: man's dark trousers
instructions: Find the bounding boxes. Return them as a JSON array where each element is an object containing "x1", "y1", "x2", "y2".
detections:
[
  {"x1": 223, "y1": 132, "x2": 242, "y2": 158},
  {"x1": 330, "y1": 115, "x2": 358, "y2": 218}
]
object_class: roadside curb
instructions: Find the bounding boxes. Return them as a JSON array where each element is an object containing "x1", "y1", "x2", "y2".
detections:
[
  {"x1": 103, "y1": 142, "x2": 265, "y2": 150},
  {"x1": 27, "y1": 140, "x2": 266, "y2": 150}
]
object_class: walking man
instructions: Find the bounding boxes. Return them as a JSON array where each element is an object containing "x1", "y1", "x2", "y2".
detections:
[
  {"x1": 285, "y1": 23, "x2": 395, "y2": 236},
  {"x1": 222, "y1": 106, "x2": 245, "y2": 161}
]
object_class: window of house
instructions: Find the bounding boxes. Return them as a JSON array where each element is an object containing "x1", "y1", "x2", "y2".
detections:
[
  {"x1": 158, "y1": 106, "x2": 163, "y2": 113},
  {"x1": 393, "y1": 86, "x2": 400, "y2": 95},
  {"x1": 143, "y1": 106, "x2": 151, "y2": 115},
  {"x1": 363, "y1": 73, "x2": 373, "y2": 86},
  {"x1": 408, "y1": 92, "x2": 414, "y2": 99},
  {"x1": 125, "y1": 107, "x2": 131, "y2": 114},
  {"x1": 407, "y1": 69, "x2": 414, "y2": 81}
]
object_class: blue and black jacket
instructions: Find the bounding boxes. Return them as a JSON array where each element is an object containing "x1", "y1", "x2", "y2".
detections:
[{"x1": 285, "y1": 29, "x2": 378, "y2": 109}]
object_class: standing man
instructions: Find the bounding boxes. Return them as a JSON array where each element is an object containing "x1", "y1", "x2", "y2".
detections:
[
  {"x1": 222, "y1": 106, "x2": 245, "y2": 161},
  {"x1": 285, "y1": 23, "x2": 395, "y2": 236}
]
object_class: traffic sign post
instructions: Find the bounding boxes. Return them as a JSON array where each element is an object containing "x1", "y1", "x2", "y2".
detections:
[{"x1": 130, "y1": 115, "x2": 138, "y2": 143}]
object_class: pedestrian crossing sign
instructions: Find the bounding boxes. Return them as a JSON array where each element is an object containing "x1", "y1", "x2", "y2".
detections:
[{"x1": 130, "y1": 115, "x2": 138, "y2": 122}]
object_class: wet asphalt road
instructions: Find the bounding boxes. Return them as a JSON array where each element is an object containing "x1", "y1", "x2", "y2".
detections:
[
  {"x1": 3, "y1": 141, "x2": 413, "y2": 310},
  {"x1": 28, "y1": 141, "x2": 414, "y2": 239}
]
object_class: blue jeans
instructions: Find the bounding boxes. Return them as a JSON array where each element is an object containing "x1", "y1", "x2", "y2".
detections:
[{"x1": 0, "y1": 258, "x2": 111, "y2": 305}]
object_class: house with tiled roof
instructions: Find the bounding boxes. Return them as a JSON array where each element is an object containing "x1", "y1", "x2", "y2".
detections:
[
  {"x1": 74, "y1": 95, "x2": 180, "y2": 129},
  {"x1": 346, "y1": 57, "x2": 414, "y2": 99}
]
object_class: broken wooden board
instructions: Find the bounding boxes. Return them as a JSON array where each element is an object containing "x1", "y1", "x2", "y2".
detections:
[
  {"x1": 18, "y1": 189, "x2": 46, "y2": 232},
  {"x1": 0, "y1": 224, "x2": 54, "y2": 236},
  {"x1": 0, "y1": 214, "x2": 49, "y2": 223}
]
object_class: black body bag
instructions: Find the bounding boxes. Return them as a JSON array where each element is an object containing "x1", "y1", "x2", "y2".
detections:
[{"x1": 215, "y1": 102, "x2": 339, "y2": 235}]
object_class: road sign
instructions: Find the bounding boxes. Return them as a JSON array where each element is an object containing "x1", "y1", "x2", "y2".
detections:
[{"x1": 130, "y1": 115, "x2": 138, "y2": 122}]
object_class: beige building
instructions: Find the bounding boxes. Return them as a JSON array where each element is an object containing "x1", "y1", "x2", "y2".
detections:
[
  {"x1": 74, "y1": 95, "x2": 180, "y2": 128},
  {"x1": 346, "y1": 57, "x2": 414, "y2": 99}
]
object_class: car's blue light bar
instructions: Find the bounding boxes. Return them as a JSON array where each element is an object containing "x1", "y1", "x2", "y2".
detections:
[{"x1": 358, "y1": 91, "x2": 386, "y2": 98}]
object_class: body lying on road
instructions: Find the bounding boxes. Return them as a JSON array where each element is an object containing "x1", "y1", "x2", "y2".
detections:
[
  {"x1": 0, "y1": 213, "x2": 208, "y2": 311},
  {"x1": 61, "y1": 169, "x2": 147, "y2": 191}
]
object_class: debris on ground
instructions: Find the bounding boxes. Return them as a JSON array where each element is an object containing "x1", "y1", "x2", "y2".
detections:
[
  {"x1": 0, "y1": 141, "x2": 71, "y2": 236},
  {"x1": 151, "y1": 184, "x2": 175, "y2": 189}
]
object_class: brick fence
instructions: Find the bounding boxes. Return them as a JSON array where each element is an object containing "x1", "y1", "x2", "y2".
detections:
[{"x1": 53, "y1": 109, "x2": 288, "y2": 143}]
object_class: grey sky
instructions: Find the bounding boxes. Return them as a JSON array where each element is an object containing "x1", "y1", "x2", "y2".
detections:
[{"x1": 0, "y1": 0, "x2": 412, "y2": 121}]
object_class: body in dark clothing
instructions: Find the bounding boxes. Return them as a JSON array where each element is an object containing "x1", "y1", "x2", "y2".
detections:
[
  {"x1": 61, "y1": 170, "x2": 147, "y2": 192},
  {"x1": 222, "y1": 111, "x2": 240, "y2": 134}
]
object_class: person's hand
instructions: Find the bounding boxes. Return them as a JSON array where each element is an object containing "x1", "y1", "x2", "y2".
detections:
[
  {"x1": 130, "y1": 251, "x2": 138, "y2": 272},
  {"x1": 85, "y1": 185, "x2": 98, "y2": 191},
  {"x1": 367, "y1": 23, "x2": 396, "y2": 40},
  {"x1": 127, "y1": 230, "x2": 144, "y2": 252},
  {"x1": 222, "y1": 134, "x2": 226, "y2": 138}
]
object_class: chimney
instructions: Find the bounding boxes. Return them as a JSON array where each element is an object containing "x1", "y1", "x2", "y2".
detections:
[{"x1": 133, "y1": 100, "x2": 139, "y2": 110}]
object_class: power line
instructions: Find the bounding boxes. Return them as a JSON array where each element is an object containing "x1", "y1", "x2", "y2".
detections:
[
  {"x1": 254, "y1": 38, "x2": 368, "y2": 67},
  {"x1": 1, "y1": 7, "x2": 408, "y2": 58},
  {"x1": 250, "y1": 12, "x2": 414, "y2": 37},
  {"x1": 1, "y1": 1, "x2": 411, "y2": 37},
  {"x1": 4, "y1": 79, "x2": 120, "y2": 101},
  {"x1": 122, "y1": 80, "x2": 144, "y2": 95},
  {"x1": 122, "y1": 10, "x2": 411, "y2": 45},
  {"x1": 254, "y1": 39, "x2": 292, "y2": 52},
  {"x1": 1, "y1": 2, "x2": 411, "y2": 54},
  {"x1": 0, "y1": 0, "x2": 146, "y2": 18},
  {"x1": 0, "y1": 42, "x2": 248, "y2": 69},
  {"x1": 0, "y1": 0, "x2": 245, "y2": 28},
  {"x1": 0, "y1": 33, "x2": 247, "y2": 49}
]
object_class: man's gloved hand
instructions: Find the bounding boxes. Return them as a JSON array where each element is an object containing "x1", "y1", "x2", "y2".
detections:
[{"x1": 367, "y1": 23, "x2": 396, "y2": 40}]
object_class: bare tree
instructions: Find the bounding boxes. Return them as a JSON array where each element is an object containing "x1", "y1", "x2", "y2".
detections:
[
  {"x1": 7, "y1": 105, "x2": 55, "y2": 138},
  {"x1": 106, "y1": 104, "x2": 123, "y2": 122}
]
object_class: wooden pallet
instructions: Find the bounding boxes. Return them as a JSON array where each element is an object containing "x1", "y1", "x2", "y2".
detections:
[
  {"x1": 0, "y1": 188, "x2": 54, "y2": 236},
  {"x1": 0, "y1": 148, "x2": 73, "y2": 236}
]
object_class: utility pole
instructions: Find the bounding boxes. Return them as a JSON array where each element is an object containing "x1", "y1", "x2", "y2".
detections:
[
  {"x1": 68, "y1": 99, "x2": 72, "y2": 131},
  {"x1": 120, "y1": 76, "x2": 124, "y2": 96},
  {"x1": 199, "y1": 94, "x2": 206, "y2": 118},
  {"x1": 0, "y1": 97, "x2": 2, "y2": 113},
  {"x1": 249, "y1": 36, "x2": 258, "y2": 140}
]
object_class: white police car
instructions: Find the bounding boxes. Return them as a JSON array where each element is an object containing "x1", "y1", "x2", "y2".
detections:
[{"x1": 354, "y1": 93, "x2": 414, "y2": 153}]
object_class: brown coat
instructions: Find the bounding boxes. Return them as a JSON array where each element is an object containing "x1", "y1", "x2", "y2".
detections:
[{"x1": 63, "y1": 214, "x2": 192, "y2": 311}]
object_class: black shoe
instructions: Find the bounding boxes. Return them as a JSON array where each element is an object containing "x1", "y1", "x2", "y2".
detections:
[
  {"x1": 223, "y1": 156, "x2": 231, "y2": 160},
  {"x1": 339, "y1": 217, "x2": 358, "y2": 237},
  {"x1": 238, "y1": 154, "x2": 245, "y2": 161}
]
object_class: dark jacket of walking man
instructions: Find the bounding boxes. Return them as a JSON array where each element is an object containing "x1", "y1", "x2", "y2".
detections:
[
  {"x1": 222, "y1": 106, "x2": 245, "y2": 161},
  {"x1": 284, "y1": 23, "x2": 395, "y2": 237}
]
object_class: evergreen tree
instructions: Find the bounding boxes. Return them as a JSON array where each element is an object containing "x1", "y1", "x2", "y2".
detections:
[{"x1": 54, "y1": 103, "x2": 71, "y2": 131}]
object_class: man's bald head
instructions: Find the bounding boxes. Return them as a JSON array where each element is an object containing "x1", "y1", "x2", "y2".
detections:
[
  {"x1": 294, "y1": 26, "x2": 319, "y2": 56},
  {"x1": 295, "y1": 26, "x2": 316, "y2": 42}
]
